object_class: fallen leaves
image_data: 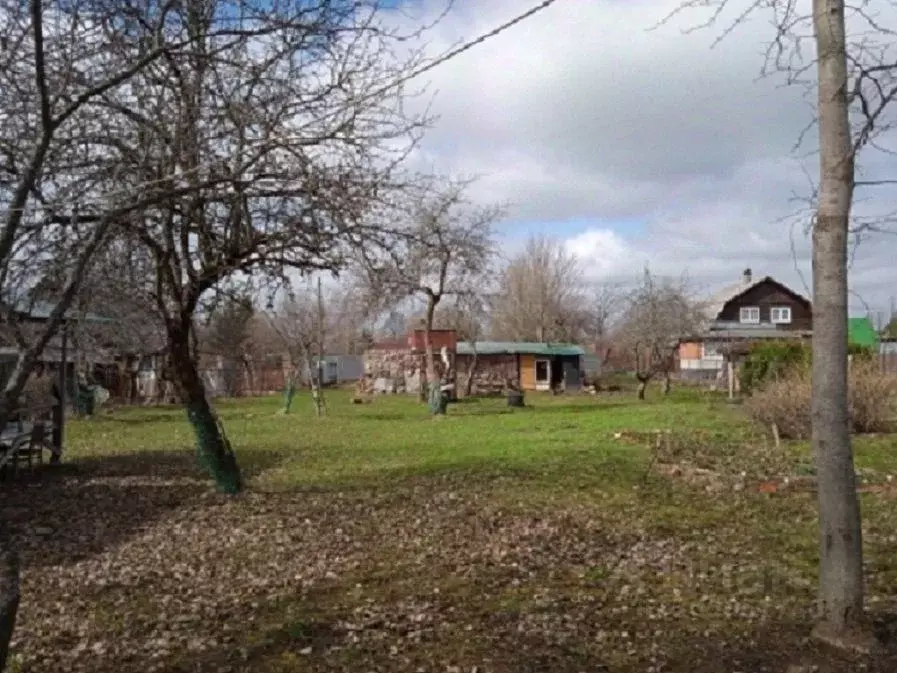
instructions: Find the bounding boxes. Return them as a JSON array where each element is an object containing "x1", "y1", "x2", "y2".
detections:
[{"x1": 0, "y1": 441, "x2": 895, "y2": 673}]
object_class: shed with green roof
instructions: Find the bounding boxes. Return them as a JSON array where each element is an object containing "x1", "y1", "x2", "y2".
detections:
[{"x1": 456, "y1": 341, "x2": 585, "y2": 393}]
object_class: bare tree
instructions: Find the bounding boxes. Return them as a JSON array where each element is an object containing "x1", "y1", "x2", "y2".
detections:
[
  {"x1": 0, "y1": 0, "x2": 281, "y2": 418},
  {"x1": 438, "y1": 292, "x2": 490, "y2": 397},
  {"x1": 201, "y1": 293, "x2": 255, "y2": 398},
  {"x1": 577, "y1": 280, "x2": 623, "y2": 370},
  {"x1": 616, "y1": 267, "x2": 703, "y2": 400},
  {"x1": 319, "y1": 280, "x2": 376, "y2": 356},
  {"x1": 810, "y1": 0, "x2": 866, "y2": 649},
  {"x1": 58, "y1": 0, "x2": 448, "y2": 492},
  {"x1": 490, "y1": 235, "x2": 589, "y2": 343},
  {"x1": 581, "y1": 281, "x2": 622, "y2": 342},
  {"x1": 0, "y1": 1, "x2": 207, "y2": 658},
  {"x1": 357, "y1": 178, "x2": 500, "y2": 403},
  {"x1": 664, "y1": 0, "x2": 886, "y2": 649},
  {"x1": 381, "y1": 309, "x2": 408, "y2": 342},
  {"x1": 266, "y1": 279, "x2": 329, "y2": 416}
]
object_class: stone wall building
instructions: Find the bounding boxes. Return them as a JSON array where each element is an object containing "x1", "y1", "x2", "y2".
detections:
[{"x1": 361, "y1": 330, "x2": 586, "y2": 397}]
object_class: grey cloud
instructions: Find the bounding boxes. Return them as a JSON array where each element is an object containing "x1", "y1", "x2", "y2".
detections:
[{"x1": 394, "y1": 0, "x2": 897, "y2": 310}]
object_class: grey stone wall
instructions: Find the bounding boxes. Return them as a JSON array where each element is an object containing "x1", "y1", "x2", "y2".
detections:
[{"x1": 361, "y1": 348, "x2": 424, "y2": 394}]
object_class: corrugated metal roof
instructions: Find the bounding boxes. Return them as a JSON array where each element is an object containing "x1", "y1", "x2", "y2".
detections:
[
  {"x1": 11, "y1": 300, "x2": 114, "y2": 324},
  {"x1": 456, "y1": 341, "x2": 585, "y2": 356},
  {"x1": 703, "y1": 325, "x2": 812, "y2": 340}
]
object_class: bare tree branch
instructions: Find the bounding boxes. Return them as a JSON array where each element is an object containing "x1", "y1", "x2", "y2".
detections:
[{"x1": 355, "y1": 176, "x2": 501, "y2": 401}]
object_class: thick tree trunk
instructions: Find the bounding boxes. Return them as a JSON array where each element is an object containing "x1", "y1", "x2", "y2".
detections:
[
  {"x1": 464, "y1": 349, "x2": 478, "y2": 397},
  {"x1": 169, "y1": 328, "x2": 242, "y2": 494},
  {"x1": 419, "y1": 296, "x2": 438, "y2": 403},
  {"x1": 811, "y1": 0, "x2": 868, "y2": 649},
  {"x1": 417, "y1": 353, "x2": 428, "y2": 403},
  {"x1": 636, "y1": 375, "x2": 649, "y2": 400},
  {"x1": 662, "y1": 372, "x2": 672, "y2": 395},
  {"x1": 242, "y1": 357, "x2": 254, "y2": 398},
  {"x1": 306, "y1": 355, "x2": 324, "y2": 417},
  {"x1": 0, "y1": 523, "x2": 19, "y2": 672}
]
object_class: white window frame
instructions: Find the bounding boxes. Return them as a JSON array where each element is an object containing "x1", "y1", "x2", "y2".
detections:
[
  {"x1": 770, "y1": 306, "x2": 792, "y2": 324},
  {"x1": 739, "y1": 306, "x2": 760, "y2": 324},
  {"x1": 701, "y1": 341, "x2": 724, "y2": 360}
]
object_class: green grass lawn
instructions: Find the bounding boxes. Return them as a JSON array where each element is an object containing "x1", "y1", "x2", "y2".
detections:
[{"x1": 4, "y1": 387, "x2": 897, "y2": 673}]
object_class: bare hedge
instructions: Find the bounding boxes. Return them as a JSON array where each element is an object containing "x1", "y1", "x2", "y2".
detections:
[{"x1": 744, "y1": 360, "x2": 897, "y2": 439}]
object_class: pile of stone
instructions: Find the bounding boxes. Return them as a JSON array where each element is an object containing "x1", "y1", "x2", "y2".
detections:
[{"x1": 361, "y1": 347, "x2": 424, "y2": 394}]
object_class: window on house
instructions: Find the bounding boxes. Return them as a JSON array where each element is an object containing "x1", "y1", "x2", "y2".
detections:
[
  {"x1": 770, "y1": 306, "x2": 792, "y2": 324},
  {"x1": 739, "y1": 306, "x2": 760, "y2": 324},
  {"x1": 702, "y1": 341, "x2": 722, "y2": 359},
  {"x1": 535, "y1": 359, "x2": 549, "y2": 383}
]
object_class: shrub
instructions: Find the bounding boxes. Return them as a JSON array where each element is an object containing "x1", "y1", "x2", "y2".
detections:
[
  {"x1": 740, "y1": 340, "x2": 877, "y2": 394},
  {"x1": 740, "y1": 340, "x2": 810, "y2": 394},
  {"x1": 849, "y1": 359, "x2": 897, "y2": 433},
  {"x1": 744, "y1": 367, "x2": 813, "y2": 439},
  {"x1": 745, "y1": 359, "x2": 897, "y2": 439}
]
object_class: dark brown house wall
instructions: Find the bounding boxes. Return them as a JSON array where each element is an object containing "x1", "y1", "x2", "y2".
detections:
[{"x1": 717, "y1": 280, "x2": 812, "y2": 330}]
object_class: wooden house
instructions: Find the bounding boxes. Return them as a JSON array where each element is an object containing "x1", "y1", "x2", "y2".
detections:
[{"x1": 678, "y1": 269, "x2": 813, "y2": 380}]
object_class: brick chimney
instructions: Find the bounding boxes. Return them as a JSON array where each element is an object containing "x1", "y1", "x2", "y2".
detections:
[{"x1": 743, "y1": 268, "x2": 752, "y2": 285}]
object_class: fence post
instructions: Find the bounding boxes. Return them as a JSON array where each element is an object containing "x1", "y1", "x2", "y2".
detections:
[
  {"x1": 51, "y1": 324, "x2": 68, "y2": 463},
  {"x1": 727, "y1": 359, "x2": 735, "y2": 400}
]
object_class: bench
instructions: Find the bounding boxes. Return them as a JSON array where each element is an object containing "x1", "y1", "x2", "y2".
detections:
[{"x1": 0, "y1": 404, "x2": 60, "y2": 478}]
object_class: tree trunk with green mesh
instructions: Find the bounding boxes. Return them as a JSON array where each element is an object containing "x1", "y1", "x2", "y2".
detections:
[
  {"x1": 282, "y1": 377, "x2": 296, "y2": 414},
  {"x1": 171, "y1": 339, "x2": 243, "y2": 494},
  {"x1": 428, "y1": 381, "x2": 447, "y2": 415}
]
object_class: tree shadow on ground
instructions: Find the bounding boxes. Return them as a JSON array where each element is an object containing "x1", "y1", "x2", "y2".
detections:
[
  {"x1": 0, "y1": 447, "x2": 287, "y2": 571},
  {"x1": 512, "y1": 401, "x2": 633, "y2": 414},
  {"x1": 659, "y1": 619, "x2": 897, "y2": 673},
  {"x1": 252, "y1": 452, "x2": 640, "y2": 504},
  {"x1": 351, "y1": 411, "x2": 421, "y2": 422},
  {"x1": 86, "y1": 412, "x2": 185, "y2": 426},
  {"x1": 152, "y1": 599, "x2": 897, "y2": 673}
]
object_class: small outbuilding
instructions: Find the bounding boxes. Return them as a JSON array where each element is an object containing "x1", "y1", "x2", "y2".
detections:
[
  {"x1": 361, "y1": 330, "x2": 586, "y2": 397},
  {"x1": 455, "y1": 341, "x2": 585, "y2": 395}
]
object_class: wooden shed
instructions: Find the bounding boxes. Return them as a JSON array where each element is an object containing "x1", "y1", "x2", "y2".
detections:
[{"x1": 455, "y1": 341, "x2": 585, "y2": 393}]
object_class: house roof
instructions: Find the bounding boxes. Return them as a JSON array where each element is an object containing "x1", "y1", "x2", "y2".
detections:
[
  {"x1": 456, "y1": 341, "x2": 585, "y2": 357},
  {"x1": 369, "y1": 339, "x2": 408, "y2": 350},
  {"x1": 701, "y1": 275, "x2": 811, "y2": 321},
  {"x1": 848, "y1": 317, "x2": 879, "y2": 347},
  {"x1": 688, "y1": 318, "x2": 878, "y2": 347},
  {"x1": 8, "y1": 300, "x2": 115, "y2": 324},
  {"x1": 696, "y1": 325, "x2": 813, "y2": 340}
]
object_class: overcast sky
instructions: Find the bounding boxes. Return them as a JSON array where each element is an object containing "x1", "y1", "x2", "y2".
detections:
[{"x1": 392, "y1": 0, "x2": 897, "y2": 319}]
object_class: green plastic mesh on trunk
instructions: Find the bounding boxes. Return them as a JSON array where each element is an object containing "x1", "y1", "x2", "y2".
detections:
[
  {"x1": 282, "y1": 381, "x2": 296, "y2": 413},
  {"x1": 428, "y1": 381, "x2": 447, "y2": 415},
  {"x1": 186, "y1": 402, "x2": 242, "y2": 494}
]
